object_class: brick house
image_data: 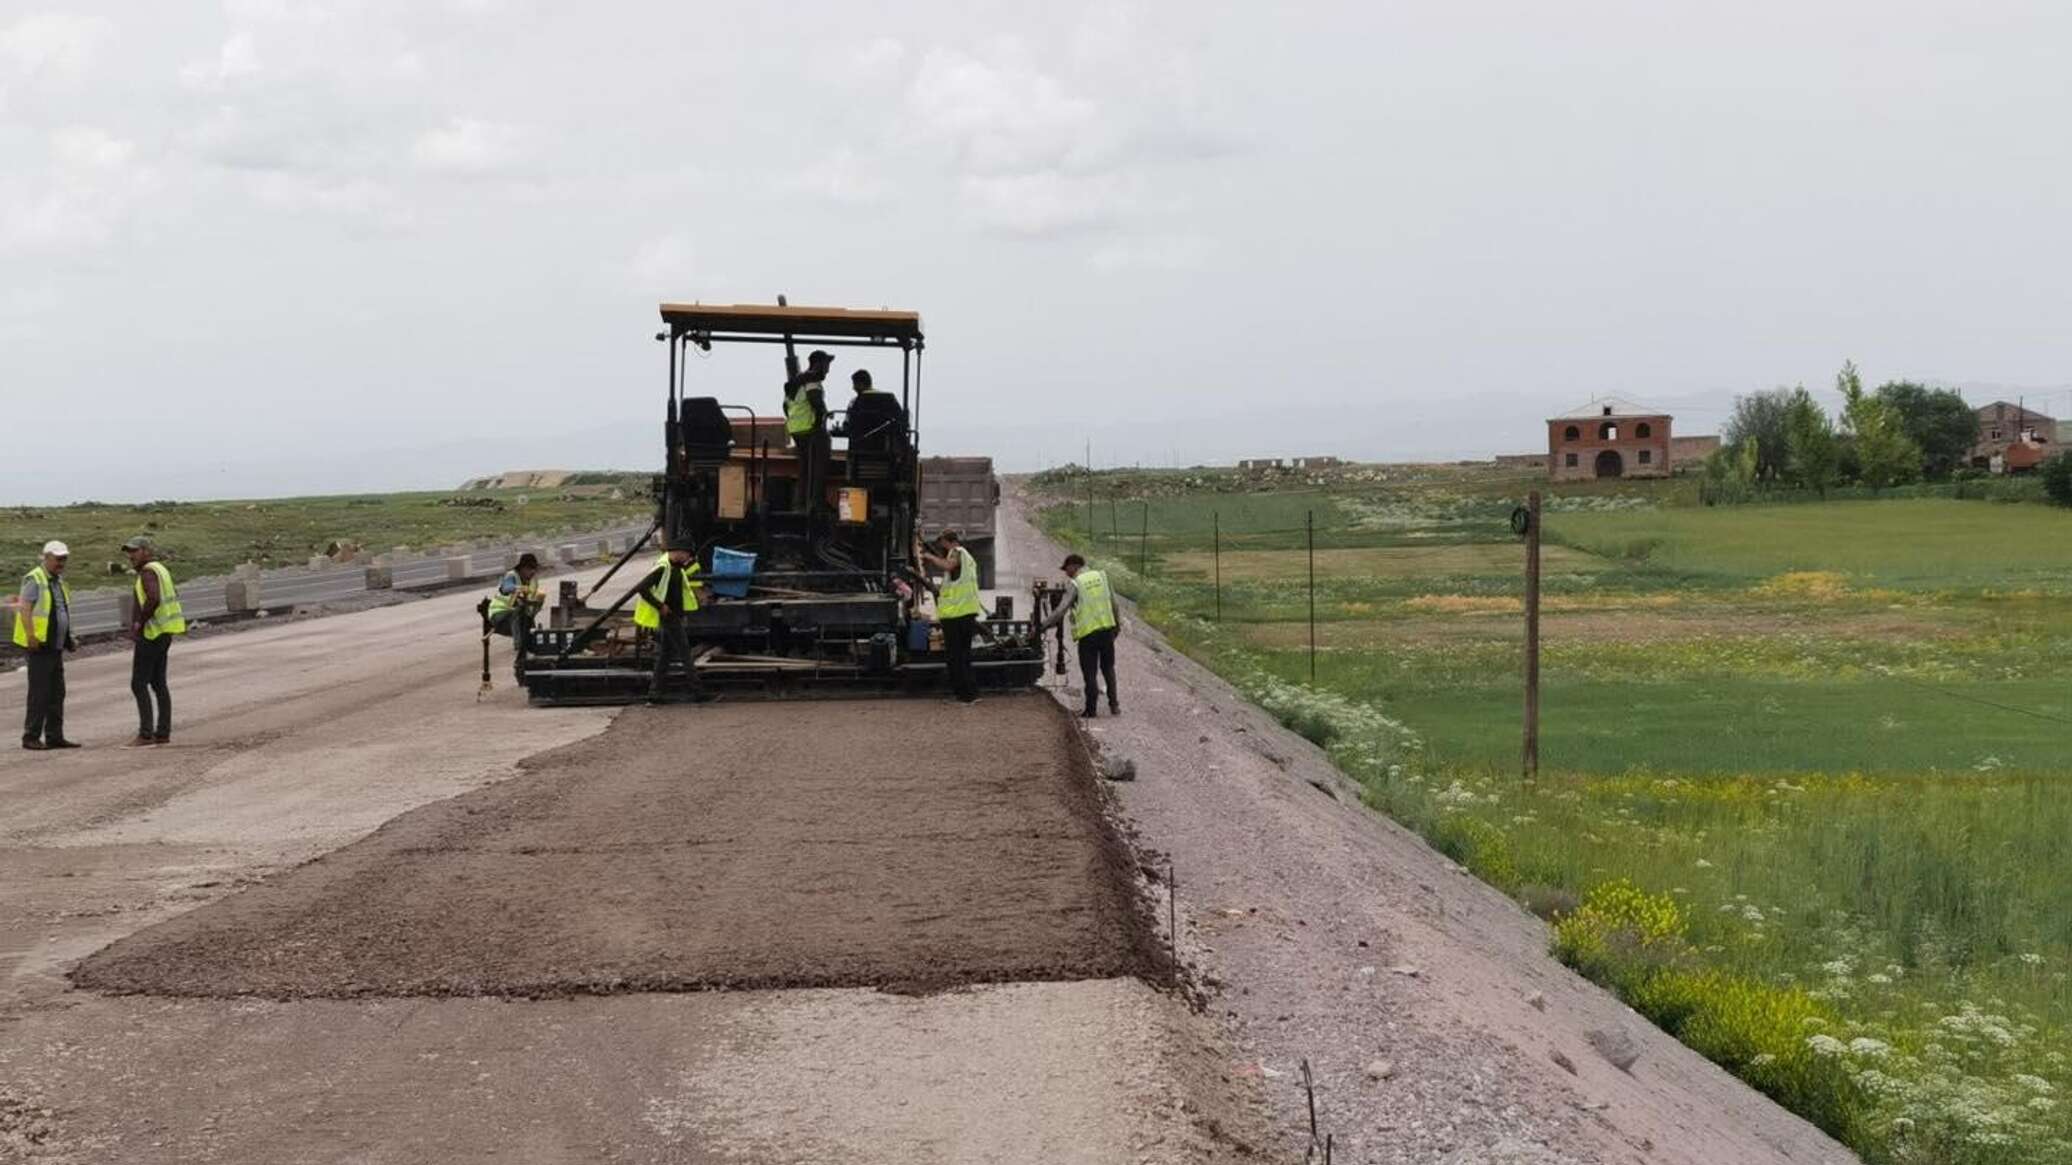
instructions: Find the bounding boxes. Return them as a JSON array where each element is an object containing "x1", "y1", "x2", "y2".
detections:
[
  {"x1": 1547, "y1": 398, "x2": 1672, "y2": 481},
  {"x1": 1970, "y1": 401, "x2": 2056, "y2": 471}
]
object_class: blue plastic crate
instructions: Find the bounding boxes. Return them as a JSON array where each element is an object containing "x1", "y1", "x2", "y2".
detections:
[{"x1": 708, "y1": 546, "x2": 756, "y2": 598}]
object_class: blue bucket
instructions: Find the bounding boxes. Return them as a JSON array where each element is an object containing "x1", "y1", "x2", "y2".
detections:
[
  {"x1": 709, "y1": 546, "x2": 756, "y2": 598},
  {"x1": 906, "y1": 620, "x2": 931, "y2": 652}
]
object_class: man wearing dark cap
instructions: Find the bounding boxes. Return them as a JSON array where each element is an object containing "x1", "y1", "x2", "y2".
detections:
[
  {"x1": 1040, "y1": 553, "x2": 1121, "y2": 718},
  {"x1": 783, "y1": 349, "x2": 833, "y2": 514},
  {"x1": 123, "y1": 535, "x2": 186, "y2": 746},
  {"x1": 485, "y1": 552, "x2": 544, "y2": 638}
]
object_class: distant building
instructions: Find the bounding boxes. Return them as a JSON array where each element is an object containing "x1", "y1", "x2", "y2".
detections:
[
  {"x1": 1669, "y1": 434, "x2": 1722, "y2": 464},
  {"x1": 1547, "y1": 398, "x2": 1672, "y2": 481},
  {"x1": 1292, "y1": 456, "x2": 1343, "y2": 469},
  {"x1": 1970, "y1": 401, "x2": 2056, "y2": 471},
  {"x1": 1237, "y1": 457, "x2": 1287, "y2": 470}
]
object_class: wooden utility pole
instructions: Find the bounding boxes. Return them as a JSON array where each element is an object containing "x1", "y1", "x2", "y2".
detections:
[{"x1": 1523, "y1": 491, "x2": 1542, "y2": 779}]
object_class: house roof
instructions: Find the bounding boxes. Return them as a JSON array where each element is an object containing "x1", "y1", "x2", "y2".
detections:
[
  {"x1": 1975, "y1": 400, "x2": 2058, "y2": 424},
  {"x1": 1549, "y1": 397, "x2": 1665, "y2": 421}
]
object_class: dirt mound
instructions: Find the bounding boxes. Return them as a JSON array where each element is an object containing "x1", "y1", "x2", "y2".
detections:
[{"x1": 73, "y1": 694, "x2": 1163, "y2": 999}]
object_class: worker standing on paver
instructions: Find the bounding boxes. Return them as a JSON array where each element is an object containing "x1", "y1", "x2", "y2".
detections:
[
  {"x1": 919, "y1": 528, "x2": 983, "y2": 705},
  {"x1": 1040, "y1": 553, "x2": 1122, "y2": 719},
  {"x1": 14, "y1": 541, "x2": 80, "y2": 751},
  {"x1": 634, "y1": 542, "x2": 711, "y2": 704},
  {"x1": 485, "y1": 553, "x2": 544, "y2": 639},
  {"x1": 783, "y1": 349, "x2": 833, "y2": 514},
  {"x1": 123, "y1": 536, "x2": 186, "y2": 747}
]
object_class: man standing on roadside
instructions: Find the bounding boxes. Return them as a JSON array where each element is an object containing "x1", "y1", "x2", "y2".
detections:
[
  {"x1": 1040, "y1": 553, "x2": 1122, "y2": 719},
  {"x1": 918, "y1": 528, "x2": 984, "y2": 705},
  {"x1": 123, "y1": 536, "x2": 186, "y2": 747},
  {"x1": 13, "y1": 541, "x2": 80, "y2": 751},
  {"x1": 783, "y1": 350, "x2": 833, "y2": 514}
]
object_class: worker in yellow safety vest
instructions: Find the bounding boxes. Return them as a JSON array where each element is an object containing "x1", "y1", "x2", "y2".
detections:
[
  {"x1": 1040, "y1": 553, "x2": 1122, "y2": 719},
  {"x1": 122, "y1": 535, "x2": 187, "y2": 747},
  {"x1": 917, "y1": 527, "x2": 984, "y2": 704},
  {"x1": 485, "y1": 553, "x2": 545, "y2": 638},
  {"x1": 783, "y1": 349, "x2": 833, "y2": 515},
  {"x1": 633, "y1": 542, "x2": 711, "y2": 704},
  {"x1": 14, "y1": 540, "x2": 80, "y2": 751}
]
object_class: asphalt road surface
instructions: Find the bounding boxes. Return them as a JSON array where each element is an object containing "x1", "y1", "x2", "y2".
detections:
[{"x1": 0, "y1": 568, "x2": 1246, "y2": 1163}]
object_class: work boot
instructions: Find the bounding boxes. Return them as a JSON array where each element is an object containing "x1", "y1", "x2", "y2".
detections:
[
  {"x1": 152, "y1": 736, "x2": 171, "y2": 746},
  {"x1": 1080, "y1": 707, "x2": 1098, "y2": 719},
  {"x1": 1108, "y1": 699, "x2": 1121, "y2": 716},
  {"x1": 123, "y1": 735, "x2": 155, "y2": 749},
  {"x1": 22, "y1": 737, "x2": 47, "y2": 751},
  {"x1": 48, "y1": 739, "x2": 81, "y2": 749}
]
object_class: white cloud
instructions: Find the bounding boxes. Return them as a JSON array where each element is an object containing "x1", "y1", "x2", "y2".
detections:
[
  {"x1": 413, "y1": 117, "x2": 525, "y2": 175},
  {"x1": 0, "y1": 11, "x2": 113, "y2": 79},
  {"x1": 50, "y1": 125, "x2": 135, "y2": 171},
  {"x1": 0, "y1": 126, "x2": 147, "y2": 257},
  {"x1": 180, "y1": 31, "x2": 261, "y2": 89},
  {"x1": 907, "y1": 46, "x2": 1102, "y2": 175},
  {"x1": 958, "y1": 171, "x2": 1134, "y2": 237},
  {"x1": 776, "y1": 147, "x2": 891, "y2": 206}
]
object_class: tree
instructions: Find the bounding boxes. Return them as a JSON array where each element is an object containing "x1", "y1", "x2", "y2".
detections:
[
  {"x1": 1782, "y1": 387, "x2": 1840, "y2": 495},
  {"x1": 1875, "y1": 381, "x2": 1978, "y2": 479},
  {"x1": 1722, "y1": 388, "x2": 1796, "y2": 482},
  {"x1": 2044, "y1": 452, "x2": 2072, "y2": 508},
  {"x1": 1837, "y1": 361, "x2": 1921, "y2": 489}
]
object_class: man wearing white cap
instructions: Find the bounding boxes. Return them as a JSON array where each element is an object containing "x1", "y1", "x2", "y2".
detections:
[{"x1": 13, "y1": 541, "x2": 80, "y2": 750}]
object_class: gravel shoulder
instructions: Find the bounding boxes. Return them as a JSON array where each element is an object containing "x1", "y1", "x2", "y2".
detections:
[{"x1": 1000, "y1": 486, "x2": 1860, "y2": 1165}]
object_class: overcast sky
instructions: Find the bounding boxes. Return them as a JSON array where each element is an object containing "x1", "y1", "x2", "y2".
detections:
[{"x1": 5, "y1": 1, "x2": 2071, "y2": 502}]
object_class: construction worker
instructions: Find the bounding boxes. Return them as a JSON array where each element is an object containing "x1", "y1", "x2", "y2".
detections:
[
  {"x1": 485, "y1": 553, "x2": 544, "y2": 638},
  {"x1": 918, "y1": 528, "x2": 983, "y2": 705},
  {"x1": 1040, "y1": 553, "x2": 1121, "y2": 719},
  {"x1": 783, "y1": 349, "x2": 833, "y2": 514},
  {"x1": 14, "y1": 541, "x2": 79, "y2": 751},
  {"x1": 633, "y1": 542, "x2": 710, "y2": 704},
  {"x1": 123, "y1": 536, "x2": 186, "y2": 746}
]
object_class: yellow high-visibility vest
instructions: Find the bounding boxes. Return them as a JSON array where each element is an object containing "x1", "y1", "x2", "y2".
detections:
[
  {"x1": 1070, "y1": 569, "x2": 1118, "y2": 640},
  {"x1": 634, "y1": 553, "x2": 701, "y2": 629},
  {"x1": 136, "y1": 560, "x2": 187, "y2": 640},
  {"x1": 937, "y1": 547, "x2": 982, "y2": 620},
  {"x1": 11, "y1": 566, "x2": 72, "y2": 648},
  {"x1": 785, "y1": 379, "x2": 822, "y2": 437},
  {"x1": 486, "y1": 571, "x2": 542, "y2": 621}
]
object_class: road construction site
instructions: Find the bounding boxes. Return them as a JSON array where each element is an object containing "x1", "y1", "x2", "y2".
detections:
[{"x1": 0, "y1": 494, "x2": 1864, "y2": 1164}]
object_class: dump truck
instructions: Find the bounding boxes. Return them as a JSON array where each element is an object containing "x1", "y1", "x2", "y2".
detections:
[
  {"x1": 503, "y1": 301, "x2": 1052, "y2": 705},
  {"x1": 919, "y1": 457, "x2": 1001, "y2": 589}
]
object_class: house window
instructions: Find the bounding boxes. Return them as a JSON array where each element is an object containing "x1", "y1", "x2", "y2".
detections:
[
  {"x1": 1564, "y1": 452, "x2": 1579, "y2": 468},
  {"x1": 1636, "y1": 422, "x2": 1652, "y2": 438},
  {"x1": 1991, "y1": 429, "x2": 2002, "y2": 439},
  {"x1": 1563, "y1": 425, "x2": 1580, "y2": 441},
  {"x1": 1638, "y1": 449, "x2": 1652, "y2": 465},
  {"x1": 1599, "y1": 422, "x2": 1618, "y2": 440}
]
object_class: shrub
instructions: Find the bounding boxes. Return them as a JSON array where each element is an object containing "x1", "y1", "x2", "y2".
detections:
[{"x1": 2043, "y1": 452, "x2": 2072, "y2": 508}]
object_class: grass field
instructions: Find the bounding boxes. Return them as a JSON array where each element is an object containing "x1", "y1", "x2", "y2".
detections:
[
  {"x1": 1038, "y1": 465, "x2": 2072, "y2": 1163},
  {"x1": 1, "y1": 486, "x2": 651, "y2": 591}
]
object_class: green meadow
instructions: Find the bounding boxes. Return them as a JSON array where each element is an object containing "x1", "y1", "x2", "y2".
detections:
[{"x1": 1037, "y1": 465, "x2": 2072, "y2": 1163}]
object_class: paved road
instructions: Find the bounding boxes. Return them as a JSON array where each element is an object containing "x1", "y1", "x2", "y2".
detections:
[{"x1": 50, "y1": 522, "x2": 652, "y2": 636}]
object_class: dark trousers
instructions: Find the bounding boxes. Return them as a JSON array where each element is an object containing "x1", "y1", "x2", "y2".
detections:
[
  {"x1": 1077, "y1": 627, "x2": 1119, "y2": 714},
  {"x1": 796, "y1": 428, "x2": 831, "y2": 513},
  {"x1": 650, "y1": 614, "x2": 701, "y2": 695},
  {"x1": 132, "y1": 635, "x2": 173, "y2": 738},
  {"x1": 23, "y1": 650, "x2": 65, "y2": 744},
  {"x1": 943, "y1": 614, "x2": 979, "y2": 702}
]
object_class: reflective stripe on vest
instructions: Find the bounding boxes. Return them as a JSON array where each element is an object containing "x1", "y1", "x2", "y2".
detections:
[
  {"x1": 1070, "y1": 569, "x2": 1117, "y2": 640},
  {"x1": 634, "y1": 554, "x2": 701, "y2": 629},
  {"x1": 11, "y1": 566, "x2": 71, "y2": 648},
  {"x1": 137, "y1": 560, "x2": 186, "y2": 640},
  {"x1": 487, "y1": 571, "x2": 539, "y2": 621},
  {"x1": 937, "y1": 547, "x2": 982, "y2": 620},
  {"x1": 785, "y1": 380, "x2": 821, "y2": 436}
]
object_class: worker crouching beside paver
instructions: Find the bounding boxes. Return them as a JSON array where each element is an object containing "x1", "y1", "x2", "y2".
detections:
[{"x1": 123, "y1": 536, "x2": 186, "y2": 747}]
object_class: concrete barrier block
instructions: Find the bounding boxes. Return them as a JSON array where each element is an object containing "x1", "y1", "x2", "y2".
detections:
[
  {"x1": 364, "y1": 565, "x2": 394, "y2": 590},
  {"x1": 557, "y1": 544, "x2": 578, "y2": 565},
  {"x1": 225, "y1": 578, "x2": 263, "y2": 613},
  {"x1": 597, "y1": 539, "x2": 613, "y2": 558},
  {"x1": 307, "y1": 555, "x2": 329, "y2": 571},
  {"x1": 116, "y1": 592, "x2": 138, "y2": 628},
  {"x1": 445, "y1": 556, "x2": 470, "y2": 581}
]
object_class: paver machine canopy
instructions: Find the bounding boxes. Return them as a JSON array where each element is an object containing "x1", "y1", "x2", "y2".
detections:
[{"x1": 512, "y1": 299, "x2": 1046, "y2": 704}]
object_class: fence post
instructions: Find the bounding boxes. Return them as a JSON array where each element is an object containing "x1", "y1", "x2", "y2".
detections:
[
  {"x1": 1213, "y1": 510, "x2": 1222, "y2": 622},
  {"x1": 1524, "y1": 491, "x2": 1542, "y2": 780},
  {"x1": 1138, "y1": 501, "x2": 1149, "y2": 577},
  {"x1": 1307, "y1": 509, "x2": 1316, "y2": 683}
]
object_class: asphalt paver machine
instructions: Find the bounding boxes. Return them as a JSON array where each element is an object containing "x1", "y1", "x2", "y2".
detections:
[{"x1": 513, "y1": 301, "x2": 1047, "y2": 704}]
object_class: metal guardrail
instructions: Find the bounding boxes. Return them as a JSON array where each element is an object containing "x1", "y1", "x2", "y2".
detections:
[{"x1": 41, "y1": 524, "x2": 652, "y2": 637}]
